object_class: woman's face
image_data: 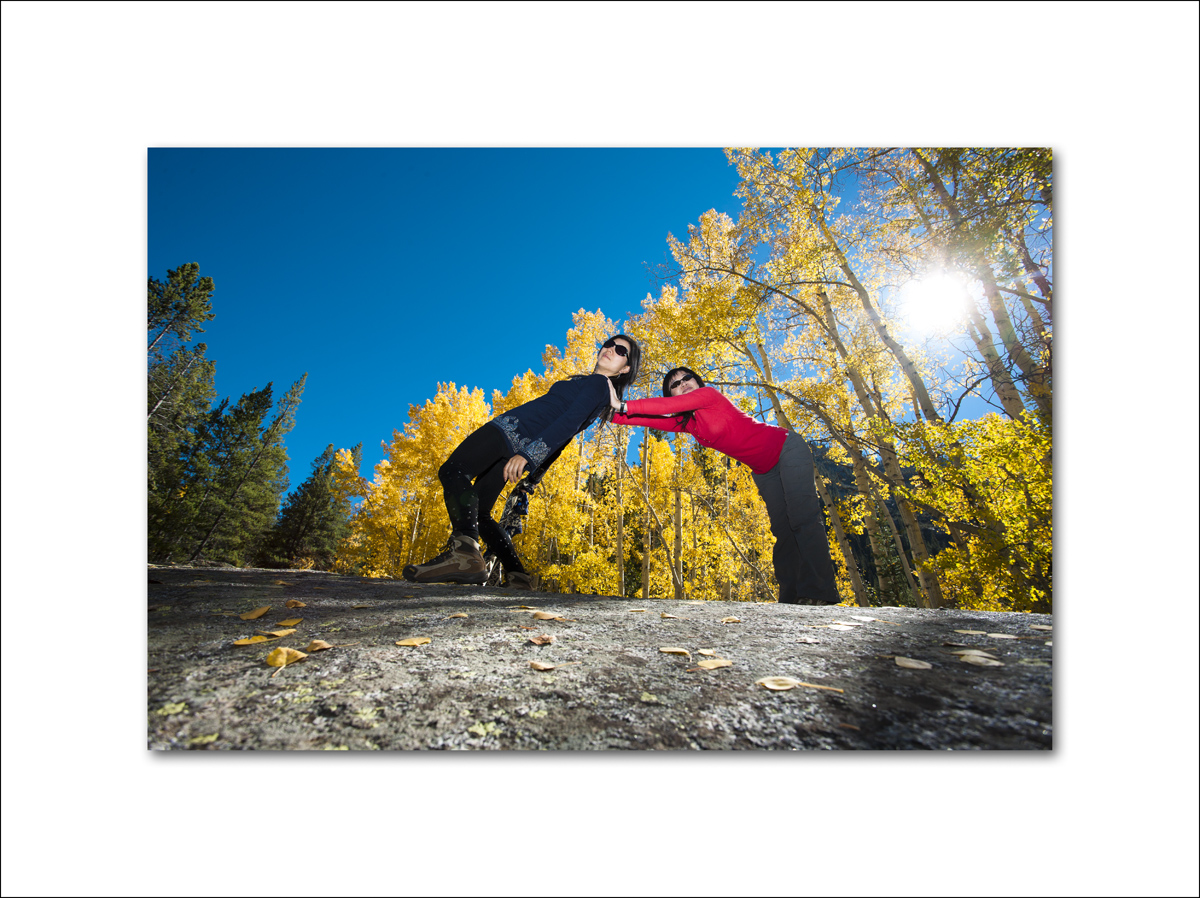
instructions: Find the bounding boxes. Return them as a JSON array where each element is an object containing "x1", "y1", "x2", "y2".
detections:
[
  {"x1": 668, "y1": 370, "x2": 699, "y2": 396},
  {"x1": 596, "y1": 337, "x2": 632, "y2": 378}
]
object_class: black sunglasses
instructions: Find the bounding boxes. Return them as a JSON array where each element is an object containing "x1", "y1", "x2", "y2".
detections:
[
  {"x1": 602, "y1": 339, "x2": 630, "y2": 358},
  {"x1": 668, "y1": 373, "x2": 695, "y2": 391}
]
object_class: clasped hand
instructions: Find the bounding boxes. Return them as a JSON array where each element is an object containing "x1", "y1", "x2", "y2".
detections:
[{"x1": 503, "y1": 454, "x2": 528, "y2": 484}]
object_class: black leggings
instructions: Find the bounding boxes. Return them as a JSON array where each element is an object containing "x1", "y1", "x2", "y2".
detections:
[{"x1": 438, "y1": 423, "x2": 525, "y2": 573}]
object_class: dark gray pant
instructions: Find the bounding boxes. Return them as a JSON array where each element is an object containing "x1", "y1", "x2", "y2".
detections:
[{"x1": 751, "y1": 433, "x2": 840, "y2": 604}]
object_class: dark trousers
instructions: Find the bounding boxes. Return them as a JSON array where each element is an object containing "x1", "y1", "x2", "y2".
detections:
[
  {"x1": 751, "y1": 433, "x2": 840, "y2": 604},
  {"x1": 437, "y1": 424, "x2": 526, "y2": 573}
]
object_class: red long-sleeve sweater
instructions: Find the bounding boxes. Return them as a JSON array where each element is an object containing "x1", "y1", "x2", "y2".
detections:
[{"x1": 612, "y1": 387, "x2": 787, "y2": 474}]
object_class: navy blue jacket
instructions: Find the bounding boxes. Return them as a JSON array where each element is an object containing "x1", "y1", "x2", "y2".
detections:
[{"x1": 488, "y1": 373, "x2": 609, "y2": 468}]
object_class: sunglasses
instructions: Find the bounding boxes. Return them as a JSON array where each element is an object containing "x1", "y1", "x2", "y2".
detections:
[
  {"x1": 669, "y1": 373, "x2": 695, "y2": 391},
  {"x1": 602, "y1": 339, "x2": 630, "y2": 358}
]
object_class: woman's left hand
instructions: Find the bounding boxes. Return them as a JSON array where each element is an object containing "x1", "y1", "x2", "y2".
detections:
[
  {"x1": 607, "y1": 377, "x2": 621, "y2": 410},
  {"x1": 504, "y1": 454, "x2": 529, "y2": 484}
]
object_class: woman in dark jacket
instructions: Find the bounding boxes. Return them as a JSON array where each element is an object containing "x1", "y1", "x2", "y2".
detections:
[
  {"x1": 608, "y1": 365, "x2": 839, "y2": 605},
  {"x1": 404, "y1": 335, "x2": 641, "y2": 588}
]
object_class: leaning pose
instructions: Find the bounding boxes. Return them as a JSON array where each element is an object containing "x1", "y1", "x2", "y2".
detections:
[
  {"x1": 608, "y1": 366, "x2": 839, "y2": 605},
  {"x1": 404, "y1": 335, "x2": 641, "y2": 588}
]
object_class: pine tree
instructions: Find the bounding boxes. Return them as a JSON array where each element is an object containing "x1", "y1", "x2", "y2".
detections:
[{"x1": 260, "y1": 443, "x2": 361, "y2": 569}]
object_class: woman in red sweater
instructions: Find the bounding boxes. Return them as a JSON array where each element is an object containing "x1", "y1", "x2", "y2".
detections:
[{"x1": 608, "y1": 366, "x2": 840, "y2": 605}]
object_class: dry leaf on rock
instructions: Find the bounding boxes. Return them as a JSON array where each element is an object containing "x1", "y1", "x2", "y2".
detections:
[
  {"x1": 960, "y1": 654, "x2": 1005, "y2": 667},
  {"x1": 273, "y1": 580, "x2": 289, "y2": 585},
  {"x1": 352, "y1": 604, "x2": 373, "y2": 609},
  {"x1": 266, "y1": 647, "x2": 307, "y2": 672},
  {"x1": 954, "y1": 629, "x2": 987, "y2": 635},
  {"x1": 1029, "y1": 624, "x2": 1053, "y2": 631},
  {"x1": 447, "y1": 613, "x2": 468, "y2": 619},
  {"x1": 720, "y1": 617, "x2": 741, "y2": 624},
  {"x1": 233, "y1": 635, "x2": 273, "y2": 646},
  {"x1": 532, "y1": 611, "x2": 566, "y2": 621},
  {"x1": 660, "y1": 613, "x2": 680, "y2": 619},
  {"x1": 755, "y1": 677, "x2": 844, "y2": 693},
  {"x1": 240, "y1": 606, "x2": 271, "y2": 620},
  {"x1": 1017, "y1": 658, "x2": 1050, "y2": 667},
  {"x1": 629, "y1": 609, "x2": 647, "y2": 613},
  {"x1": 826, "y1": 624, "x2": 856, "y2": 631},
  {"x1": 987, "y1": 633, "x2": 1018, "y2": 639},
  {"x1": 257, "y1": 628, "x2": 297, "y2": 638},
  {"x1": 528, "y1": 634, "x2": 555, "y2": 645},
  {"x1": 285, "y1": 599, "x2": 307, "y2": 608},
  {"x1": 850, "y1": 616, "x2": 874, "y2": 622},
  {"x1": 1045, "y1": 640, "x2": 1053, "y2": 646},
  {"x1": 396, "y1": 637, "x2": 432, "y2": 646},
  {"x1": 660, "y1": 647, "x2": 691, "y2": 658},
  {"x1": 529, "y1": 660, "x2": 556, "y2": 671},
  {"x1": 509, "y1": 605, "x2": 536, "y2": 610},
  {"x1": 697, "y1": 649, "x2": 717, "y2": 656},
  {"x1": 949, "y1": 648, "x2": 999, "y2": 658},
  {"x1": 277, "y1": 618, "x2": 302, "y2": 627},
  {"x1": 305, "y1": 640, "x2": 334, "y2": 652},
  {"x1": 756, "y1": 676, "x2": 802, "y2": 691},
  {"x1": 895, "y1": 656, "x2": 933, "y2": 670},
  {"x1": 696, "y1": 658, "x2": 733, "y2": 670}
]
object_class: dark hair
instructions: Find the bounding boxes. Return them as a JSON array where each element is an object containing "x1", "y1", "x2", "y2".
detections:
[
  {"x1": 597, "y1": 334, "x2": 641, "y2": 425},
  {"x1": 662, "y1": 365, "x2": 705, "y2": 428}
]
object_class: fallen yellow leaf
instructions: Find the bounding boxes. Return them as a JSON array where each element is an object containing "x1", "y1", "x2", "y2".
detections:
[
  {"x1": 285, "y1": 599, "x2": 307, "y2": 608},
  {"x1": 528, "y1": 634, "x2": 555, "y2": 645},
  {"x1": 1045, "y1": 640, "x2": 1053, "y2": 646},
  {"x1": 720, "y1": 617, "x2": 741, "y2": 624},
  {"x1": 532, "y1": 611, "x2": 565, "y2": 621},
  {"x1": 960, "y1": 654, "x2": 1005, "y2": 667},
  {"x1": 305, "y1": 640, "x2": 334, "y2": 652},
  {"x1": 954, "y1": 629, "x2": 987, "y2": 635},
  {"x1": 233, "y1": 635, "x2": 274, "y2": 646},
  {"x1": 755, "y1": 677, "x2": 844, "y2": 693},
  {"x1": 987, "y1": 633, "x2": 1018, "y2": 639},
  {"x1": 697, "y1": 649, "x2": 718, "y2": 656},
  {"x1": 696, "y1": 658, "x2": 732, "y2": 670},
  {"x1": 276, "y1": 618, "x2": 303, "y2": 627},
  {"x1": 395, "y1": 637, "x2": 432, "y2": 646},
  {"x1": 352, "y1": 604, "x2": 372, "y2": 609},
  {"x1": 256, "y1": 628, "x2": 297, "y2": 638},
  {"x1": 266, "y1": 646, "x2": 307, "y2": 670},
  {"x1": 1029, "y1": 624, "x2": 1052, "y2": 631},
  {"x1": 447, "y1": 613, "x2": 468, "y2": 619},
  {"x1": 509, "y1": 605, "x2": 536, "y2": 610},
  {"x1": 660, "y1": 647, "x2": 691, "y2": 658},
  {"x1": 629, "y1": 609, "x2": 647, "y2": 613},
  {"x1": 240, "y1": 606, "x2": 271, "y2": 620},
  {"x1": 949, "y1": 648, "x2": 999, "y2": 658},
  {"x1": 660, "y1": 613, "x2": 679, "y2": 619},
  {"x1": 529, "y1": 660, "x2": 578, "y2": 671},
  {"x1": 188, "y1": 733, "x2": 219, "y2": 745},
  {"x1": 895, "y1": 656, "x2": 933, "y2": 670}
]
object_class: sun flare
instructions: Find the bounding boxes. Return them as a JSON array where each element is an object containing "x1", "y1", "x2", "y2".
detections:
[{"x1": 900, "y1": 274, "x2": 971, "y2": 335}]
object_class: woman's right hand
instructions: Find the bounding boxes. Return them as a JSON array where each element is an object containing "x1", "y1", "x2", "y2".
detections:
[{"x1": 607, "y1": 377, "x2": 621, "y2": 410}]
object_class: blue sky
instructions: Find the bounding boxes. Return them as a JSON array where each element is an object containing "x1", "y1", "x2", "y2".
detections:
[{"x1": 149, "y1": 148, "x2": 747, "y2": 489}]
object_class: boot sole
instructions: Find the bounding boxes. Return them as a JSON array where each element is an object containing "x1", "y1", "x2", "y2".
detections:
[{"x1": 403, "y1": 568, "x2": 485, "y2": 585}]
